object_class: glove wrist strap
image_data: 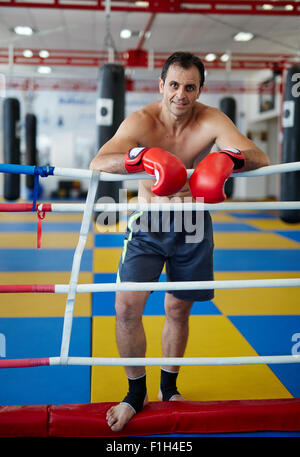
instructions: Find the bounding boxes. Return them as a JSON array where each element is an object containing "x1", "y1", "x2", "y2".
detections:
[{"x1": 220, "y1": 147, "x2": 245, "y2": 172}]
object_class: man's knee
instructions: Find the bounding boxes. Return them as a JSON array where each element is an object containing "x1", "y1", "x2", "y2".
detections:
[
  {"x1": 164, "y1": 294, "x2": 193, "y2": 321},
  {"x1": 115, "y1": 291, "x2": 148, "y2": 322}
]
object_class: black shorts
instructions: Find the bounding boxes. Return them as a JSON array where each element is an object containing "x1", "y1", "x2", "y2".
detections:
[{"x1": 117, "y1": 210, "x2": 214, "y2": 302}]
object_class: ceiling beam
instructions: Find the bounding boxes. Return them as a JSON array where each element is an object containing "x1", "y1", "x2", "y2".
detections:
[
  {"x1": 0, "y1": 48, "x2": 298, "y2": 70},
  {"x1": 0, "y1": 1, "x2": 300, "y2": 16}
]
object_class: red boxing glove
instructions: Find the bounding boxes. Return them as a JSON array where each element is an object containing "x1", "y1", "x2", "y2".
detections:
[
  {"x1": 189, "y1": 148, "x2": 245, "y2": 203},
  {"x1": 125, "y1": 147, "x2": 187, "y2": 196}
]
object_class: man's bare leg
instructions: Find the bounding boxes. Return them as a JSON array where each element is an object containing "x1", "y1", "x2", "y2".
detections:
[
  {"x1": 106, "y1": 290, "x2": 150, "y2": 432},
  {"x1": 159, "y1": 293, "x2": 193, "y2": 401}
]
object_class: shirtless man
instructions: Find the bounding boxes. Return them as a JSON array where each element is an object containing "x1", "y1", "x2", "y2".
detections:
[{"x1": 90, "y1": 51, "x2": 269, "y2": 432}]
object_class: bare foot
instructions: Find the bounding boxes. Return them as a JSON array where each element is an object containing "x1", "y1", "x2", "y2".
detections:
[
  {"x1": 158, "y1": 390, "x2": 186, "y2": 401},
  {"x1": 106, "y1": 395, "x2": 148, "y2": 432}
]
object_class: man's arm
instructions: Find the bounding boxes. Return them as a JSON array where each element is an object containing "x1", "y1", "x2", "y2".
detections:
[
  {"x1": 214, "y1": 110, "x2": 270, "y2": 171},
  {"x1": 89, "y1": 111, "x2": 187, "y2": 196},
  {"x1": 89, "y1": 113, "x2": 140, "y2": 173},
  {"x1": 189, "y1": 109, "x2": 270, "y2": 203}
]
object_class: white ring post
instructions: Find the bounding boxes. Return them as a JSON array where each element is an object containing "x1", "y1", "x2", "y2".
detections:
[{"x1": 59, "y1": 171, "x2": 100, "y2": 361}]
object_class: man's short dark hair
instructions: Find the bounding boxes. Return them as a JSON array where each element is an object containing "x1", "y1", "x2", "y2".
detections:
[{"x1": 160, "y1": 52, "x2": 205, "y2": 88}]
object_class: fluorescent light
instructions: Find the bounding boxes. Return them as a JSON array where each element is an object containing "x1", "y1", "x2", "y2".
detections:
[
  {"x1": 23, "y1": 49, "x2": 33, "y2": 58},
  {"x1": 120, "y1": 29, "x2": 132, "y2": 39},
  {"x1": 14, "y1": 26, "x2": 34, "y2": 36},
  {"x1": 233, "y1": 32, "x2": 254, "y2": 42},
  {"x1": 135, "y1": 1, "x2": 149, "y2": 6},
  {"x1": 37, "y1": 66, "x2": 52, "y2": 74},
  {"x1": 220, "y1": 53, "x2": 230, "y2": 62},
  {"x1": 39, "y1": 50, "x2": 50, "y2": 59},
  {"x1": 262, "y1": 4, "x2": 273, "y2": 10},
  {"x1": 285, "y1": 4, "x2": 294, "y2": 10},
  {"x1": 204, "y1": 53, "x2": 217, "y2": 62}
]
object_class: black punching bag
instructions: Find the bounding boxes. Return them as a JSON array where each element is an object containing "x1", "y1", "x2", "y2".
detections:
[
  {"x1": 220, "y1": 97, "x2": 236, "y2": 198},
  {"x1": 280, "y1": 65, "x2": 300, "y2": 223},
  {"x1": 25, "y1": 113, "x2": 37, "y2": 190},
  {"x1": 3, "y1": 98, "x2": 21, "y2": 200},
  {"x1": 95, "y1": 64, "x2": 125, "y2": 223}
]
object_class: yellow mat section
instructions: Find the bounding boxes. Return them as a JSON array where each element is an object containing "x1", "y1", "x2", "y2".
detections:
[
  {"x1": 210, "y1": 212, "x2": 237, "y2": 223},
  {"x1": 94, "y1": 248, "x2": 122, "y2": 272},
  {"x1": 0, "y1": 232, "x2": 93, "y2": 248},
  {"x1": 0, "y1": 272, "x2": 92, "y2": 317},
  {"x1": 91, "y1": 315, "x2": 291, "y2": 403},
  {"x1": 213, "y1": 232, "x2": 300, "y2": 249},
  {"x1": 213, "y1": 271, "x2": 300, "y2": 315}
]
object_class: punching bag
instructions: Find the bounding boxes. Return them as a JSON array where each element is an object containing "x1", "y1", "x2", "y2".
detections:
[
  {"x1": 3, "y1": 98, "x2": 21, "y2": 201},
  {"x1": 280, "y1": 65, "x2": 300, "y2": 223},
  {"x1": 25, "y1": 113, "x2": 37, "y2": 190},
  {"x1": 95, "y1": 63, "x2": 125, "y2": 223},
  {"x1": 220, "y1": 97, "x2": 236, "y2": 199}
]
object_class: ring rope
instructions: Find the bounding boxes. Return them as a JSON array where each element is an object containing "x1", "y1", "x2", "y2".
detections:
[
  {"x1": 1, "y1": 201, "x2": 300, "y2": 213},
  {"x1": 1, "y1": 355, "x2": 300, "y2": 369},
  {"x1": 0, "y1": 161, "x2": 300, "y2": 181},
  {"x1": 0, "y1": 278, "x2": 299, "y2": 294}
]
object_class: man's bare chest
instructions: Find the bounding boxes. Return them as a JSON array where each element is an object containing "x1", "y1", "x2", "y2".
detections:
[{"x1": 139, "y1": 128, "x2": 213, "y2": 168}]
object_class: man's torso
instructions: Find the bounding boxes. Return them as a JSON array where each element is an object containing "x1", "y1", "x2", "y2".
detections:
[{"x1": 132, "y1": 100, "x2": 217, "y2": 201}]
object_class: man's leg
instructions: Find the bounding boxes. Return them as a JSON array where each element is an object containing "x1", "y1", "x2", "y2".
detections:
[
  {"x1": 159, "y1": 292, "x2": 194, "y2": 401},
  {"x1": 106, "y1": 290, "x2": 150, "y2": 432}
]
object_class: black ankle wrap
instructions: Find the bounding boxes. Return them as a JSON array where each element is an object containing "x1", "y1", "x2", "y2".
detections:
[
  {"x1": 121, "y1": 373, "x2": 147, "y2": 414},
  {"x1": 160, "y1": 368, "x2": 180, "y2": 401}
]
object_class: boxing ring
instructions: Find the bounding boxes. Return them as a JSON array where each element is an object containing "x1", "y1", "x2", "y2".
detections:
[{"x1": 0, "y1": 161, "x2": 300, "y2": 437}]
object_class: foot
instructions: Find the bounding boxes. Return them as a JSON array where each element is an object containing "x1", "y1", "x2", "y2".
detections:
[
  {"x1": 158, "y1": 389, "x2": 185, "y2": 401},
  {"x1": 106, "y1": 395, "x2": 148, "y2": 432}
]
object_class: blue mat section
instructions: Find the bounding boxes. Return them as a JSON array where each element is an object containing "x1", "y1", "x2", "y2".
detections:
[
  {"x1": 0, "y1": 317, "x2": 91, "y2": 405},
  {"x1": 94, "y1": 233, "x2": 124, "y2": 247},
  {"x1": 0, "y1": 222, "x2": 92, "y2": 232},
  {"x1": 92, "y1": 273, "x2": 220, "y2": 316},
  {"x1": 0, "y1": 248, "x2": 92, "y2": 271},
  {"x1": 276, "y1": 231, "x2": 300, "y2": 243},
  {"x1": 212, "y1": 223, "x2": 259, "y2": 232},
  {"x1": 227, "y1": 212, "x2": 277, "y2": 219},
  {"x1": 228, "y1": 315, "x2": 300, "y2": 398},
  {"x1": 213, "y1": 249, "x2": 300, "y2": 271}
]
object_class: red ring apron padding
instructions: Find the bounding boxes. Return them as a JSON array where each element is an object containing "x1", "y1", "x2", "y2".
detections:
[
  {"x1": 1, "y1": 399, "x2": 300, "y2": 437},
  {"x1": 0, "y1": 405, "x2": 48, "y2": 437}
]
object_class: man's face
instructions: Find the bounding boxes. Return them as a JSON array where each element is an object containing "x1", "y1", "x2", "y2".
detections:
[{"x1": 159, "y1": 63, "x2": 202, "y2": 118}]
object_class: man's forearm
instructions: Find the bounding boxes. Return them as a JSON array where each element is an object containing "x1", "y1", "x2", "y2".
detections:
[
  {"x1": 89, "y1": 152, "x2": 127, "y2": 174},
  {"x1": 243, "y1": 148, "x2": 270, "y2": 171}
]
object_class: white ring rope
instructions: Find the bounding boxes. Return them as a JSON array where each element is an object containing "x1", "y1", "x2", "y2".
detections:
[
  {"x1": 49, "y1": 355, "x2": 300, "y2": 367},
  {"x1": 39, "y1": 201, "x2": 300, "y2": 213},
  {"x1": 52, "y1": 161, "x2": 300, "y2": 181},
  {"x1": 54, "y1": 278, "x2": 300, "y2": 294}
]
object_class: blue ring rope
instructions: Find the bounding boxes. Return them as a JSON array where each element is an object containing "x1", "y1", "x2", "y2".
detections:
[{"x1": 0, "y1": 164, "x2": 55, "y2": 210}]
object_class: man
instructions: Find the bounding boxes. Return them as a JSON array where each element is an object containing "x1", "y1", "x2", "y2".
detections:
[{"x1": 90, "y1": 52, "x2": 269, "y2": 432}]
